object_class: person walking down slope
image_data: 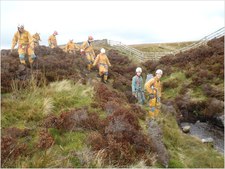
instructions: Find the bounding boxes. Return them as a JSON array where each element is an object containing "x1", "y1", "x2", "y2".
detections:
[
  {"x1": 93, "y1": 48, "x2": 111, "y2": 83},
  {"x1": 145, "y1": 69, "x2": 163, "y2": 119},
  {"x1": 32, "y1": 33, "x2": 41, "y2": 47},
  {"x1": 80, "y1": 36, "x2": 95, "y2": 71},
  {"x1": 65, "y1": 39, "x2": 80, "y2": 54},
  {"x1": 11, "y1": 24, "x2": 36, "y2": 65},
  {"x1": 132, "y1": 67, "x2": 145, "y2": 105},
  {"x1": 48, "y1": 31, "x2": 58, "y2": 48}
]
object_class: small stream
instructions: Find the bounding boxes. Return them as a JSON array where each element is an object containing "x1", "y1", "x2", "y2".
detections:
[{"x1": 180, "y1": 121, "x2": 224, "y2": 154}]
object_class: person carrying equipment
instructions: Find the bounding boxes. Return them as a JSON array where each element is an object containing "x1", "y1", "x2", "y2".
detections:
[
  {"x1": 80, "y1": 36, "x2": 95, "y2": 71},
  {"x1": 145, "y1": 69, "x2": 163, "y2": 119},
  {"x1": 132, "y1": 67, "x2": 145, "y2": 104},
  {"x1": 11, "y1": 24, "x2": 36, "y2": 65},
  {"x1": 93, "y1": 48, "x2": 111, "y2": 83}
]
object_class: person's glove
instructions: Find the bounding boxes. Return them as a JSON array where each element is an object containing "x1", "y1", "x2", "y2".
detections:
[{"x1": 149, "y1": 94, "x2": 155, "y2": 99}]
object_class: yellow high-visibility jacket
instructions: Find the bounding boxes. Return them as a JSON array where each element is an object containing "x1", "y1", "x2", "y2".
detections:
[
  {"x1": 81, "y1": 41, "x2": 95, "y2": 55},
  {"x1": 145, "y1": 76, "x2": 161, "y2": 97},
  {"x1": 32, "y1": 33, "x2": 41, "y2": 42},
  {"x1": 65, "y1": 41, "x2": 80, "y2": 52},
  {"x1": 48, "y1": 35, "x2": 57, "y2": 46},
  {"x1": 32, "y1": 33, "x2": 41, "y2": 47},
  {"x1": 93, "y1": 53, "x2": 111, "y2": 67},
  {"x1": 11, "y1": 30, "x2": 34, "y2": 49}
]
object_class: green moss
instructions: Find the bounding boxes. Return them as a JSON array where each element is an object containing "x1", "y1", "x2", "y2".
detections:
[
  {"x1": 1, "y1": 92, "x2": 45, "y2": 128},
  {"x1": 163, "y1": 87, "x2": 181, "y2": 99},
  {"x1": 61, "y1": 131, "x2": 87, "y2": 152},
  {"x1": 49, "y1": 81, "x2": 94, "y2": 114},
  {"x1": 188, "y1": 87, "x2": 207, "y2": 101},
  {"x1": 49, "y1": 128, "x2": 87, "y2": 152},
  {"x1": 162, "y1": 71, "x2": 192, "y2": 99},
  {"x1": 162, "y1": 71, "x2": 187, "y2": 82},
  {"x1": 70, "y1": 156, "x2": 83, "y2": 167},
  {"x1": 168, "y1": 159, "x2": 185, "y2": 168},
  {"x1": 49, "y1": 128, "x2": 62, "y2": 145}
]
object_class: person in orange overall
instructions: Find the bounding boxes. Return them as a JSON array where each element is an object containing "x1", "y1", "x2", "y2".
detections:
[
  {"x1": 48, "y1": 31, "x2": 58, "y2": 48},
  {"x1": 145, "y1": 69, "x2": 163, "y2": 119},
  {"x1": 80, "y1": 36, "x2": 95, "y2": 71},
  {"x1": 93, "y1": 48, "x2": 111, "y2": 83},
  {"x1": 11, "y1": 24, "x2": 36, "y2": 65},
  {"x1": 65, "y1": 39, "x2": 80, "y2": 53},
  {"x1": 32, "y1": 33, "x2": 41, "y2": 47}
]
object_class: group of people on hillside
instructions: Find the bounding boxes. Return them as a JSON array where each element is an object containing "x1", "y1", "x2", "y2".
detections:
[
  {"x1": 11, "y1": 24, "x2": 163, "y2": 118},
  {"x1": 11, "y1": 24, "x2": 112, "y2": 83}
]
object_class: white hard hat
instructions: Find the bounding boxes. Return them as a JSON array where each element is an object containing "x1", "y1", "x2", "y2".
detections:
[
  {"x1": 101, "y1": 48, "x2": 105, "y2": 54},
  {"x1": 17, "y1": 24, "x2": 24, "y2": 29},
  {"x1": 136, "y1": 67, "x2": 142, "y2": 73},
  {"x1": 156, "y1": 69, "x2": 163, "y2": 75}
]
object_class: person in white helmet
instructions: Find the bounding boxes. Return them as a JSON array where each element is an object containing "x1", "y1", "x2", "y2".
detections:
[
  {"x1": 93, "y1": 48, "x2": 111, "y2": 83},
  {"x1": 132, "y1": 67, "x2": 145, "y2": 104},
  {"x1": 145, "y1": 69, "x2": 163, "y2": 119},
  {"x1": 11, "y1": 24, "x2": 36, "y2": 65}
]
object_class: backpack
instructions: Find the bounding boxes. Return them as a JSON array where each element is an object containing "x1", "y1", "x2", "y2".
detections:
[
  {"x1": 145, "y1": 73, "x2": 157, "y2": 91},
  {"x1": 145, "y1": 74, "x2": 154, "y2": 85}
]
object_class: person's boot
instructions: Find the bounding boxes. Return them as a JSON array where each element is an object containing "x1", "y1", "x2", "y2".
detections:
[
  {"x1": 103, "y1": 75, "x2": 108, "y2": 83},
  {"x1": 28, "y1": 57, "x2": 34, "y2": 68},
  {"x1": 90, "y1": 63, "x2": 93, "y2": 70},
  {"x1": 97, "y1": 74, "x2": 101, "y2": 78},
  {"x1": 87, "y1": 64, "x2": 91, "y2": 72},
  {"x1": 20, "y1": 59, "x2": 26, "y2": 65},
  {"x1": 148, "y1": 111, "x2": 155, "y2": 119}
]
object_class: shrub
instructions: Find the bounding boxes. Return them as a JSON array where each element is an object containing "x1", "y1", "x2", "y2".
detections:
[
  {"x1": 87, "y1": 106, "x2": 153, "y2": 166},
  {"x1": 37, "y1": 129, "x2": 54, "y2": 149},
  {"x1": 1, "y1": 136, "x2": 27, "y2": 166}
]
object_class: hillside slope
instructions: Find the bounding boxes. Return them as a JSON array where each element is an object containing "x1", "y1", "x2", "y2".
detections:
[
  {"x1": 130, "y1": 41, "x2": 195, "y2": 52},
  {"x1": 1, "y1": 37, "x2": 224, "y2": 168}
]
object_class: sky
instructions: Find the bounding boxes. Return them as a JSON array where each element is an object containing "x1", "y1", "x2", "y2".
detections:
[{"x1": 0, "y1": 0, "x2": 224, "y2": 49}]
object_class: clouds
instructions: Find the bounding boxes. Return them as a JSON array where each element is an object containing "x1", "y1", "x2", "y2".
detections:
[{"x1": 1, "y1": 1, "x2": 224, "y2": 49}]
